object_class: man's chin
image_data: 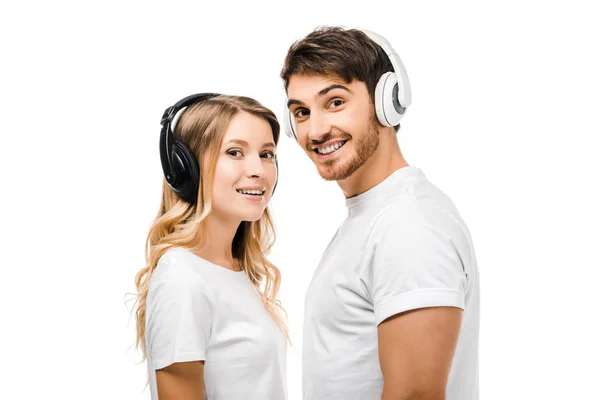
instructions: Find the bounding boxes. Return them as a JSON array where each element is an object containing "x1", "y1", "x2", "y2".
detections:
[
  {"x1": 317, "y1": 171, "x2": 339, "y2": 181},
  {"x1": 316, "y1": 162, "x2": 351, "y2": 181}
]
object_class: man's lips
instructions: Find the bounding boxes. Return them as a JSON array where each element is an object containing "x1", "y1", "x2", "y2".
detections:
[{"x1": 311, "y1": 139, "x2": 347, "y2": 151}]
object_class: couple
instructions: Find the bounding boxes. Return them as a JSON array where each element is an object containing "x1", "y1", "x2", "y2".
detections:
[{"x1": 134, "y1": 26, "x2": 480, "y2": 400}]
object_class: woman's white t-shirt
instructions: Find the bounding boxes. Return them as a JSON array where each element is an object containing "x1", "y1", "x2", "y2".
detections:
[{"x1": 145, "y1": 247, "x2": 287, "y2": 399}]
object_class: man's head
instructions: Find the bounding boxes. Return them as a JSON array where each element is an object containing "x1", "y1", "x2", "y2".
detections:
[{"x1": 280, "y1": 27, "x2": 408, "y2": 181}]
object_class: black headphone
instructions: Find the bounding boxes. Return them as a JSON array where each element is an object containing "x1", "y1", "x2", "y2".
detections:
[{"x1": 160, "y1": 93, "x2": 278, "y2": 204}]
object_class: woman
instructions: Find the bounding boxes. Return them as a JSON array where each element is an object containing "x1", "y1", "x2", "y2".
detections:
[{"x1": 134, "y1": 93, "x2": 288, "y2": 399}]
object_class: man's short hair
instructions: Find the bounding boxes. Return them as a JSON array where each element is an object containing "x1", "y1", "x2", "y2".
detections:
[{"x1": 280, "y1": 26, "x2": 394, "y2": 106}]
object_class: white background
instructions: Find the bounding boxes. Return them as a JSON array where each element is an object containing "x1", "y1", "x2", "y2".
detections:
[{"x1": 1, "y1": 0, "x2": 599, "y2": 399}]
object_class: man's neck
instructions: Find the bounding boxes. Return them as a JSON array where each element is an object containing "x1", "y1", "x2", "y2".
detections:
[{"x1": 338, "y1": 131, "x2": 409, "y2": 199}]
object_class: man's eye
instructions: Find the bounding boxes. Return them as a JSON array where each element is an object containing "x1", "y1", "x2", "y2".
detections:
[
  {"x1": 294, "y1": 109, "x2": 309, "y2": 118},
  {"x1": 330, "y1": 99, "x2": 344, "y2": 108},
  {"x1": 227, "y1": 150, "x2": 242, "y2": 157}
]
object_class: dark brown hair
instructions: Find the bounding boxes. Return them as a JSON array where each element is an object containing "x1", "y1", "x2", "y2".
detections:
[{"x1": 280, "y1": 26, "x2": 394, "y2": 103}]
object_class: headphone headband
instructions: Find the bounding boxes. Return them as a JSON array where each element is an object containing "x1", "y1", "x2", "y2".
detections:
[{"x1": 360, "y1": 30, "x2": 412, "y2": 109}]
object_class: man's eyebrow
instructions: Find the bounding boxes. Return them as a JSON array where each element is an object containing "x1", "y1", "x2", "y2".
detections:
[
  {"x1": 224, "y1": 139, "x2": 275, "y2": 148},
  {"x1": 287, "y1": 84, "x2": 353, "y2": 108},
  {"x1": 318, "y1": 84, "x2": 352, "y2": 97}
]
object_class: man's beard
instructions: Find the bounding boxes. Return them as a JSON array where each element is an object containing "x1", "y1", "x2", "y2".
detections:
[{"x1": 317, "y1": 116, "x2": 380, "y2": 181}]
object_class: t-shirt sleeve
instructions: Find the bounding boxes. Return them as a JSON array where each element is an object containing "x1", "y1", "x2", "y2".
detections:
[
  {"x1": 361, "y1": 200, "x2": 469, "y2": 326},
  {"x1": 145, "y1": 259, "x2": 213, "y2": 370}
]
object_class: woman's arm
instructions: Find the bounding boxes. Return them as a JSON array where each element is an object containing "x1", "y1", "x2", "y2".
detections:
[{"x1": 156, "y1": 361, "x2": 205, "y2": 400}]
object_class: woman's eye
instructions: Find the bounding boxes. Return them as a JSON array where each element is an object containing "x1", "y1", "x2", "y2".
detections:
[
  {"x1": 261, "y1": 151, "x2": 275, "y2": 159},
  {"x1": 227, "y1": 150, "x2": 242, "y2": 157}
]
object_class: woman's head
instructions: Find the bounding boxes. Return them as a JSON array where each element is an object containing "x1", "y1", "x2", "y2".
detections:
[
  {"x1": 135, "y1": 95, "x2": 287, "y2": 359},
  {"x1": 165, "y1": 95, "x2": 279, "y2": 220},
  {"x1": 198, "y1": 105, "x2": 278, "y2": 224}
]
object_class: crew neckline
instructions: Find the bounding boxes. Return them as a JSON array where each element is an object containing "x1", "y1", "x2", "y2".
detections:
[
  {"x1": 345, "y1": 166, "x2": 422, "y2": 209},
  {"x1": 174, "y1": 247, "x2": 246, "y2": 275}
]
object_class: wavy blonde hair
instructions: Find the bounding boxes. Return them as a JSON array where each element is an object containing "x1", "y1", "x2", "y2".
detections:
[{"x1": 134, "y1": 95, "x2": 287, "y2": 360}]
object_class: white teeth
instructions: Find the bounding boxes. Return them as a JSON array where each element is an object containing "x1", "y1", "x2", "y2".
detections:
[
  {"x1": 316, "y1": 141, "x2": 345, "y2": 155},
  {"x1": 237, "y1": 189, "x2": 264, "y2": 195}
]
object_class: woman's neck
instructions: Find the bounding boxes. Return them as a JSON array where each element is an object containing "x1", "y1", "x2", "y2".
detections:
[{"x1": 190, "y1": 212, "x2": 242, "y2": 271}]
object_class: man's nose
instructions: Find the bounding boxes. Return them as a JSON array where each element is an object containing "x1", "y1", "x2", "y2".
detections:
[{"x1": 307, "y1": 111, "x2": 332, "y2": 143}]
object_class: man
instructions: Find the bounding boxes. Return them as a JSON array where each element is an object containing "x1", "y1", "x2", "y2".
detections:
[{"x1": 280, "y1": 27, "x2": 480, "y2": 400}]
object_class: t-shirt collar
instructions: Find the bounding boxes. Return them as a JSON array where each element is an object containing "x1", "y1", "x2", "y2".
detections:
[{"x1": 345, "y1": 166, "x2": 422, "y2": 209}]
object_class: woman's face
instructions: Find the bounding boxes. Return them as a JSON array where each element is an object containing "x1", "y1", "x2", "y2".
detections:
[{"x1": 209, "y1": 111, "x2": 278, "y2": 223}]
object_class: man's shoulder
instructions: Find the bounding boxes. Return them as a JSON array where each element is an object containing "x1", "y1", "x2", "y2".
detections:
[
  {"x1": 375, "y1": 169, "x2": 465, "y2": 227},
  {"x1": 368, "y1": 195, "x2": 466, "y2": 244}
]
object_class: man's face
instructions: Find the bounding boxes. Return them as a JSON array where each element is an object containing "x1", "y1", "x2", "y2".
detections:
[{"x1": 286, "y1": 75, "x2": 380, "y2": 181}]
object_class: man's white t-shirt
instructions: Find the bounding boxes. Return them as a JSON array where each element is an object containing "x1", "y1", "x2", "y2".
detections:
[
  {"x1": 145, "y1": 247, "x2": 287, "y2": 400},
  {"x1": 303, "y1": 166, "x2": 480, "y2": 400}
]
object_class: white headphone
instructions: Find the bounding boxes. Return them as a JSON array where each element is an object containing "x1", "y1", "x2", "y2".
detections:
[{"x1": 283, "y1": 29, "x2": 412, "y2": 141}]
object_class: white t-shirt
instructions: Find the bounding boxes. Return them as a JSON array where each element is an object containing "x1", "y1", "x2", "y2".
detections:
[
  {"x1": 303, "y1": 166, "x2": 480, "y2": 400},
  {"x1": 145, "y1": 247, "x2": 287, "y2": 400}
]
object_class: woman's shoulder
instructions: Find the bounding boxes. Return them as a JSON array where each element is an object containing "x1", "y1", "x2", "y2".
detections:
[{"x1": 150, "y1": 247, "x2": 209, "y2": 290}]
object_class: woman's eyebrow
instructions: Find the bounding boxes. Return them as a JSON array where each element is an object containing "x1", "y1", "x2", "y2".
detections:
[{"x1": 224, "y1": 139, "x2": 275, "y2": 148}]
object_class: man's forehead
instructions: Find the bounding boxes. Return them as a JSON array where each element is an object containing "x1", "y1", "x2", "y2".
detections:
[{"x1": 287, "y1": 74, "x2": 351, "y2": 99}]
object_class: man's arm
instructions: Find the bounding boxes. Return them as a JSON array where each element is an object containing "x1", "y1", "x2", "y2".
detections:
[
  {"x1": 378, "y1": 306, "x2": 462, "y2": 400},
  {"x1": 156, "y1": 361, "x2": 205, "y2": 400}
]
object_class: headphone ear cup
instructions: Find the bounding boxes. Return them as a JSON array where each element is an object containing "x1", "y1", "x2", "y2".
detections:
[
  {"x1": 283, "y1": 103, "x2": 297, "y2": 141},
  {"x1": 374, "y1": 72, "x2": 404, "y2": 127},
  {"x1": 171, "y1": 141, "x2": 200, "y2": 203}
]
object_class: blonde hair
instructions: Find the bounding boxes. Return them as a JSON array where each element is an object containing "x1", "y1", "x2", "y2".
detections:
[{"x1": 134, "y1": 95, "x2": 287, "y2": 360}]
